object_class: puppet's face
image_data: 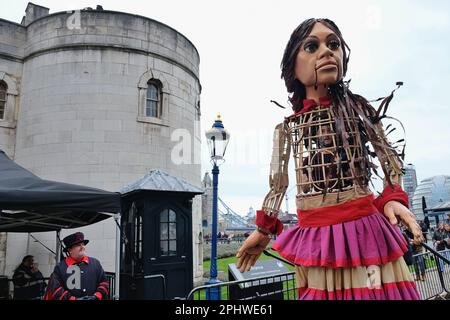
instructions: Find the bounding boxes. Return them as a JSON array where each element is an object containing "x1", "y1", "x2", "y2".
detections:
[{"x1": 294, "y1": 22, "x2": 344, "y2": 87}]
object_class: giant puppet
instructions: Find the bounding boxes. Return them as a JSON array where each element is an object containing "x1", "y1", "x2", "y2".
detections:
[{"x1": 236, "y1": 18, "x2": 423, "y2": 300}]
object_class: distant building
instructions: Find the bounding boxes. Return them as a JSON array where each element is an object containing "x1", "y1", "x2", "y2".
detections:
[
  {"x1": 201, "y1": 172, "x2": 213, "y2": 234},
  {"x1": 201, "y1": 172, "x2": 249, "y2": 234},
  {"x1": 201, "y1": 172, "x2": 227, "y2": 234},
  {"x1": 411, "y1": 175, "x2": 450, "y2": 222},
  {"x1": 245, "y1": 206, "x2": 255, "y2": 226},
  {"x1": 279, "y1": 211, "x2": 298, "y2": 230},
  {"x1": 425, "y1": 201, "x2": 450, "y2": 225},
  {"x1": 402, "y1": 164, "x2": 418, "y2": 208}
]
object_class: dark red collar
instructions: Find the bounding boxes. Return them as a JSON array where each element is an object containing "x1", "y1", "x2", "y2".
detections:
[
  {"x1": 303, "y1": 97, "x2": 332, "y2": 111},
  {"x1": 66, "y1": 255, "x2": 89, "y2": 266},
  {"x1": 286, "y1": 97, "x2": 332, "y2": 119}
]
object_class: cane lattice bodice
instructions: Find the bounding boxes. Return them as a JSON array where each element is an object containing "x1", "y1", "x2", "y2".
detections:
[
  {"x1": 287, "y1": 104, "x2": 372, "y2": 209},
  {"x1": 261, "y1": 99, "x2": 404, "y2": 215}
]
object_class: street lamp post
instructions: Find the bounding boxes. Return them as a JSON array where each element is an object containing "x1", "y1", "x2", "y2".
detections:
[{"x1": 205, "y1": 114, "x2": 230, "y2": 300}]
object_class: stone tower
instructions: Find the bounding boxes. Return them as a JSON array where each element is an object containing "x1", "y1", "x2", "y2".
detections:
[{"x1": 0, "y1": 3, "x2": 203, "y2": 286}]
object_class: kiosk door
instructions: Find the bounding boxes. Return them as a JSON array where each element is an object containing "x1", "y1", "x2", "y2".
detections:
[{"x1": 145, "y1": 206, "x2": 193, "y2": 299}]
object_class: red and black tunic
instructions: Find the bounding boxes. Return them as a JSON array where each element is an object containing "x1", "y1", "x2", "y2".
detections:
[{"x1": 44, "y1": 256, "x2": 109, "y2": 300}]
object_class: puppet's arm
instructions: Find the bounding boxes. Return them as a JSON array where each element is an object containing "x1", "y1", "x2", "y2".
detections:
[
  {"x1": 372, "y1": 121, "x2": 407, "y2": 209},
  {"x1": 236, "y1": 122, "x2": 291, "y2": 272},
  {"x1": 376, "y1": 122, "x2": 403, "y2": 187},
  {"x1": 258, "y1": 122, "x2": 291, "y2": 235},
  {"x1": 372, "y1": 122, "x2": 423, "y2": 245}
]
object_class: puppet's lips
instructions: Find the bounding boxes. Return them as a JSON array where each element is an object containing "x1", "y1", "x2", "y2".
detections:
[{"x1": 317, "y1": 63, "x2": 337, "y2": 70}]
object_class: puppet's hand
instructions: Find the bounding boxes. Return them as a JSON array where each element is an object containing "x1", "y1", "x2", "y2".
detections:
[
  {"x1": 236, "y1": 230, "x2": 271, "y2": 273},
  {"x1": 383, "y1": 200, "x2": 424, "y2": 245}
]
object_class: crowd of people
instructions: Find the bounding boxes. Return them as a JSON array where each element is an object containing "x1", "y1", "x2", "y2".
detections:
[
  {"x1": 432, "y1": 222, "x2": 450, "y2": 272},
  {"x1": 203, "y1": 232, "x2": 251, "y2": 244},
  {"x1": 403, "y1": 221, "x2": 450, "y2": 281}
]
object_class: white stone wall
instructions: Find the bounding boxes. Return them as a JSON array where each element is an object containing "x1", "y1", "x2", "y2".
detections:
[
  {"x1": 0, "y1": 10, "x2": 203, "y2": 287},
  {"x1": 0, "y1": 19, "x2": 25, "y2": 58},
  {"x1": 0, "y1": 21, "x2": 25, "y2": 276},
  {"x1": 0, "y1": 20, "x2": 25, "y2": 158},
  {"x1": 0, "y1": 67, "x2": 19, "y2": 157}
]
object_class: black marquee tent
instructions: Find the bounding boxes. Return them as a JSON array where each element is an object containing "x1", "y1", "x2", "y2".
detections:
[
  {"x1": 0, "y1": 150, "x2": 121, "y2": 232},
  {"x1": 0, "y1": 150, "x2": 122, "y2": 298}
]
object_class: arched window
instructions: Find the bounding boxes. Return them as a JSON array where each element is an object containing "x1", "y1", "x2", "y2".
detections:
[
  {"x1": 160, "y1": 209, "x2": 177, "y2": 256},
  {"x1": 138, "y1": 71, "x2": 169, "y2": 125},
  {"x1": 0, "y1": 81, "x2": 7, "y2": 120},
  {"x1": 146, "y1": 81, "x2": 160, "y2": 118}
]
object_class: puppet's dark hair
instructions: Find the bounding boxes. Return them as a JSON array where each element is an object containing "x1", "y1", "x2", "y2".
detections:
[{"x1": 281, "y1": 18, "x2": 404, "y2": 189}]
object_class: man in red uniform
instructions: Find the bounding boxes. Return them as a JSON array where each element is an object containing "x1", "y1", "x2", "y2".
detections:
[{"x1": 44, "y1": 232, "x2": 109, "y2": 300}]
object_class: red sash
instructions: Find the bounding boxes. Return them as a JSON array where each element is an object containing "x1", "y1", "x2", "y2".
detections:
[{"x1": 297, "y1": 194, "x2": 377, "y2": 228}]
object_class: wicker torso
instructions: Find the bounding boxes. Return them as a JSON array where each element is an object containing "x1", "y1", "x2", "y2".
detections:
[{"x1": 286, "y1": 104, "x2": 372, "y2": 210}]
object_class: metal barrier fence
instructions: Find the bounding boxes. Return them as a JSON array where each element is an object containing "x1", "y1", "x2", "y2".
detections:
[
  {"x1": 105, "y1": 272, "x2": 115, "y2": 300},
  {"x1": 0, "y1": 273, "x2": 116, "y2": 300},
  {"x1": 187, "y1": 271, "x2": 297, "y2": 300},
  {"x1": 188, "y1": 245, "x2": 450, "y2": 301},
  {"x1": 411, "y1": 248, "x2": 450, "y2": 300},
  {"x1": 144, "y1": 274, "x2": 167, "y2": 300},
  {"x1": 1, "y1": 277, "x2": 49, "y2": 300}
]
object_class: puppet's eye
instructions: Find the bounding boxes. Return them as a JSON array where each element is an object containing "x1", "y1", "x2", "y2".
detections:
[
  {"x1": 304, "y1": 42, "x2": 318, "y2": 53},
  {"x1": 328, "y1": 40, "x2": 340, "y2": 50}
]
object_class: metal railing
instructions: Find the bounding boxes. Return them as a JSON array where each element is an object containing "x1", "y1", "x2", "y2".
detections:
[
  {"x1": 1, "y1": 274, "x2": 116, "y2": 300},
  {"x1": 189, "y1": 243, "x2": 450, "y2": 301},
  {"x1": 0, "y1": 277, "x2": 49, "y2": 300},
  {"x1": 144, "y1": 274, "x2": 167, "y2": 300},
  {"x1": 187, "y1": 271, "x2": 297, "y2": 300},
  {"x1": 411, "y1": 248, "x2": 450, "y2": 300},
  {"x1": 188, "y1": 249, "x2": 296, "y2": 300},
  {"x1": 105, "y1": 272, "x2": 116, "y2": 300}
]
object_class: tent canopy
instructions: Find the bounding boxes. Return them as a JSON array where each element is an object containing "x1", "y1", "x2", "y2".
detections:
[{"x1": 0, "y1": 150, "x2": 121, "y2": 232}]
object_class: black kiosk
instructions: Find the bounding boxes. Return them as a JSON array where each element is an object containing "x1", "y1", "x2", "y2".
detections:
[{"x1": 120, "y1": 170, "x2": 203, "y2": 299}]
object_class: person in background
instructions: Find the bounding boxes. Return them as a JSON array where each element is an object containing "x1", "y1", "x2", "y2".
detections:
[
  {"x1": 441, "y1": 223, "x2": 450, "y2": 271},
  {"x1": 432, "y1": 223, "x2": 448, "y2": 272},
  {"x1": 401, "y1": 226, "x2": 414, "y2": 268},
  {"x1": 412, "y1": 242, "x2": 426, "y2": 281},
  {"x1": 419, "y1": 220, "x2": 429, "y2": 242},
  {"x1": 13, "y1": 255, "x2": 47, "y2": 300}
]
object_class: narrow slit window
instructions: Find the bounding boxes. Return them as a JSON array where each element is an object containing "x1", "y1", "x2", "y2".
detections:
[{"x1": 0, "y1": 82, "x2": 7, "y2": 120}]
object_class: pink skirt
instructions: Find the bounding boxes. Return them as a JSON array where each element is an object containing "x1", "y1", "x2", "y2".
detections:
[{"x1": 272, "y1": 210, "x2": 420, "y2": 300}]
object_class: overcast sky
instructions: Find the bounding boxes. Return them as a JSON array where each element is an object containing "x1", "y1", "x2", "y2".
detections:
[{"x1": 2, "y1": 0, "x2": 450, "y2": 216}]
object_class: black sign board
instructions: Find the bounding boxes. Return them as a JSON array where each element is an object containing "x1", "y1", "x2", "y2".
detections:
[{"x1": 228, "y1": 259, "x2": 292, "y2": 300}]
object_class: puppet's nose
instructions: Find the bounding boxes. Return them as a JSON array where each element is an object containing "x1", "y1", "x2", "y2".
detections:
[{"x1": 318, "y1": 45, "x2": 334, "y2": 60}]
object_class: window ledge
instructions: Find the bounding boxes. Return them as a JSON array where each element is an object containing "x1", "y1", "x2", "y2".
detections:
[
  {"x1": 0, "y1": 120, "x2": 16, "y2": 129},
  {"x1": 137, "y1": 116, "x2": 170, "y2": 127}
]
